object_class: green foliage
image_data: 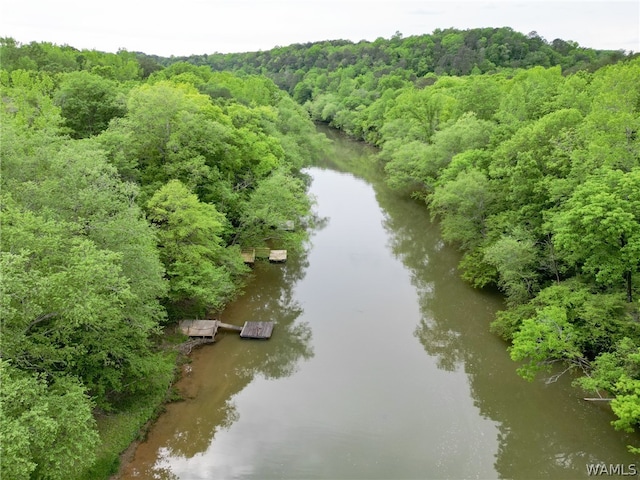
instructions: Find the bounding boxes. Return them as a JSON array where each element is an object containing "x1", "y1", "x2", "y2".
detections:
[
  {"x1": 159, "y1": 27, "x2": 631, "y2": 148},
  {"x1": 430, "y1": 168, "x2": 493, "y2": 249},
  {"x1": 509, "y1": 305, "x2": 585, "y2": 381},
  {"x1": 491, "y1": 280, "x2": 631, "y2": 353},
  {"x1": 162, "y1": 27, "x2": 627, "y2": 91},
  {"x1": 147, "y1": 180, "x2": 247, "y2": 315},
  {"x1": 55, "y1": 71, "x2": 126, "y2": 138},
  {"x1": 0, "y1": 362, "x2": 99, "y2": 480},
  {"x1": 0, "y1": 69, "x2": 62, "y2": 133},
  {"x1": 552, "y1": 168, "x2": 640, "y2": 301},
  {"x1": 384, "y1": 111, "x2": 494, "y2": 192},
  {"x1": 483, "y1": 233, "x2": 539, "y2": 305},
  {"x1": 0, "y1": 38, "x2": 143, "y2": 80},
  {"x1": 578, "y1": 338, "x2": 640, "y2": 435},
  {"x1": 238, "y1": 168, "x2": 312, "y2": 248},
  {"x1": 495, "y1": 66, "x2": 564, "y2": 123},
  {"x1": 0, "y1": 196, "x2": 166, "y2": 405},
  {"x1": 458, "y1": 248, "x2": 498, "y2": 288}
]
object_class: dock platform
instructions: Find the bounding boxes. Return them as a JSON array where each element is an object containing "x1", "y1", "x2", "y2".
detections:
[
  {"x1": 241, "y1": 248, "x2": 256, "y2": 264},
  {"x1": 179, "y1": 319, "x2": 219, "y2": 338},
  {"x1": 269, "y1": 250, "x2": 287, "y2": 262},
  {"x1": 179, "y1": 320, "x2": 273, "y2": 340},
  {"x1": 240, "y1": 321, "x2": 274, "y2": 339},
  {"x1": 242, "y1": 247, "x2": 287, "y2": 264}
]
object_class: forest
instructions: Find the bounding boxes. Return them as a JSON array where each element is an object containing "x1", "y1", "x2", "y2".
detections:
[
  {"x1": 148, "y1": 27, "x2": 640, "y2": 451},
  {"x1": 0, "y1": 38, "x2": 326, "y2": 479},
  {"x1": 0, "y1": 26, "x2": 639, "y2": 478}
]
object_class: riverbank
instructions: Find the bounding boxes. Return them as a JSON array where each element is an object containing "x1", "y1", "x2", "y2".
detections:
[
  {"x1": 79, "y1": 335, "x2": 182, "y2": 480},
  {"x1": 105, "y1": 347, "x2": 189, "y2": 480},
  {"x1": 89, "y1": 256, "x2": 310, "y2": 479}
]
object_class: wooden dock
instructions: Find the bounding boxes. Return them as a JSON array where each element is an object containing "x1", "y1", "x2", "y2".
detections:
[
  {"x1": 178, "y1": 320, "x2": 273, "y2": 340},
  {"x1": 179, "y1": 319, "x2": 219, "y2": 338},
  {"x1": 241, "y1": 248, "x2": 256, "y2": 264},
  {"x1": 241, "y1": 247, "x2": 287, "y2": 264},
  {"x1": 269, "y1": 250, "x2": 287, "y2": 262},
  {"x1": 240, "y1": 321, "x2": 274, "y2": 339}
]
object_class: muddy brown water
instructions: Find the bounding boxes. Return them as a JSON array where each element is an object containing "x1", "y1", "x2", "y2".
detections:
[{"x1": 120, "y1": 127, "x2": 638, "y2": 479}]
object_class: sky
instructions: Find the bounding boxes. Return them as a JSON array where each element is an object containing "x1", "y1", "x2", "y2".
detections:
[{"x1": 2, "y1": 0, "x2": 639, "y2": 57}]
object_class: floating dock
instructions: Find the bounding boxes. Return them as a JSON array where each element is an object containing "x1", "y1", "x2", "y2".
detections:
[
  {"x1": 179, "y1": 320, "x2": 273, "y2": 340},
  {"x1": 178, "y1": 319, "x2": 219, "y2": 338},
  {"x1": 269, "y1": 250, "x2": 287, "y2": 262},
  {"x1": 241, "y1": 247, "x2": 287, "y2": 264},
  {"x1": 240, "y1": 321, "x2": 274, "y2": 339}
]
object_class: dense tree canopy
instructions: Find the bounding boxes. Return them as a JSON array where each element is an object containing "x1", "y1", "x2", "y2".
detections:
[
  {"x1": 1, "y1": 29, "x2": 638, "y2": 475},
  {"x1": 159, "y1": 30, "x2": 640, "y2": 447},
  {"x1": 0, "y1": 40, "x2": 325, "y2": 478},
  {"x1": 146, "y1": 27, "x2": 629, "y2": 87}
]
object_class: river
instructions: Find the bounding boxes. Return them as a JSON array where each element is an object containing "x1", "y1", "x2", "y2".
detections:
[{"x1": 120, "y1": 127, "x2": 638, "y2": 479}]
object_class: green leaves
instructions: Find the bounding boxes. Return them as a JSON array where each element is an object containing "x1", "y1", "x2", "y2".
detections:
[
  {"x1": 55, "y1": 70, "x2": 126, "y2": 138},
  {"x1": 238, "y1": 168, "x2": 312, "y2": 248},
  {"x1": 0, "y1": 197, "x2": 162, "y2": 403},
  {"x1": 509, "y1": 305, "x2": 584, "y2": 381},
  {"x1": 0, "y1": 362, "x2": 100, "y2": 480},
  {"x1": 578, "y1": 338, "x2": 640, "y2": 435},
  {"x1": 552, "y1": 168, "x2": 640, "y2": 301},
  {"x1": 430, "y1": 168, "x2": 493, "y2": 249},
  {"x1": 147, "y1": 180, "x2": 247, "y2": 313},
  {"x1": 483, "y1": 233, "x2": 539, "y2": 305}
]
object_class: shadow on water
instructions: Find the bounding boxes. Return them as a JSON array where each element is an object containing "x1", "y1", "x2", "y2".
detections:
[
  {"x1": 317, "y1": 124, "x2": 640, "y2": 479},
  {"x1": 224, "y1": 254, "x2": 315, "y2": 382},
  {"x1": 123, "y1": 125, "x2": 639, "y2": 480},
  {"x1": 121, "y1": 244, "x2": 317, "y2": 478}
]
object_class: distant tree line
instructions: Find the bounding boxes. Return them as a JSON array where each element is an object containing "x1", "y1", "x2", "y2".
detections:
[{"x1": 143, "y1": 27, "x2": 631, "y2": 93}]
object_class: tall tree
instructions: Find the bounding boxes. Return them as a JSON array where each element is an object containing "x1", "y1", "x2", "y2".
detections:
[
  {"x1": 146, "y1": 180, "x2": 247, "y2": 315},
  {"x1": 0, "y1": 362, "x2": 99, "y2": 480},
  {"x1": 0, "y1": 197, "x2": 167, "y2": 404},
  {"x1": 552, "y1": 168, "x2": 640, "y2": 302},
  {"x1": 237, "y1": 168, "x2": 312, "y2": 247},
  {"x1": 55, "y1": 70, "x2": 126, "y2": 138}
]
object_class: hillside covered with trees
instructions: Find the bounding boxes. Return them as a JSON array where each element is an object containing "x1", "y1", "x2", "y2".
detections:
[
  {"x1": 149, "y1": 27, "x2": 629, "y2": 91},
  {"x1": 156, "y1": 28, "x2": 640, "y2": 451},
  {"x1": 0, "y1": 38, "x2": 326, "y2": 479},
  {"x1": 1, "y1": 26, "x2": 639, "y2": 478}
]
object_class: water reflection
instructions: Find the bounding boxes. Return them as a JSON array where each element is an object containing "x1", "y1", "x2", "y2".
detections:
[
  {"x1": 121, "y1": 243, "x2": 316, "y2": 478},
  {"x1": 319, "y1": 125, "x2": 639, "y2": 479},
  {"x1": 230, "y1": 255, "x2": 315, "y2": 381},
  {"x1": 123, "y1": 127, "x2": 639, "y2": 480}
]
